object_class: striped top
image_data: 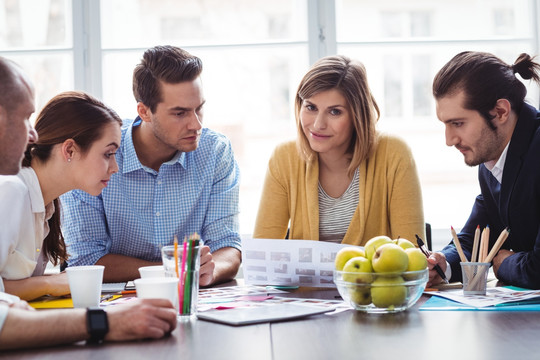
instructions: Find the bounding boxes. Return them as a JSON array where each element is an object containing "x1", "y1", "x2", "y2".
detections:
[{"x1": 318, "y1": 168, "x2": 359, "y2": 243}]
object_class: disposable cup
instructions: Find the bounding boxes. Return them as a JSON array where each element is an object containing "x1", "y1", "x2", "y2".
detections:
[
  {"x1": 134, "y1": 277, "x2": 180, "y2": 311},
  {"x1": 461, "y1": 262, "x2": 490, "y2": 295},
  {"x1": 138, "y1": 265, "x2": 166, "y2": 278},
  {"x1": 66, "y1": 265, "x2": 104, "y2": 308},
  {"x1": 161, "y1": 241, "x2": 202, "y2": 317}
]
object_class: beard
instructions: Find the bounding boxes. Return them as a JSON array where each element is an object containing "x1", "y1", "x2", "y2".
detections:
[
  {"x1": 461, "y1": 124, "x2": 505, "y2": 167},
  {"x1": 150, "y1": 114, "x2": 201, "y2": 154}
]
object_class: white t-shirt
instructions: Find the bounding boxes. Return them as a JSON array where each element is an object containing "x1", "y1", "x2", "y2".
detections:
[
  {"x1": 0, "y1": 167, "x2": 54, "y2": 290},
  {"x1": 0, "y1": 302, "x2": 7, "y2": 333},
  {"x1": 0, "y1": 292, "x2": 20, "y2": 333}
]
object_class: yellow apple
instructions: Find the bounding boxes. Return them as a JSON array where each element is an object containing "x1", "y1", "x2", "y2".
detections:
[
  {"x1": 349, "y1": 287, "x2": 372, "y2": 306},
  {"x1": 371, "y1": 276, "x2": 407, "y2": 308},
  {"x1": 364, "y1": 235, "x2": 392, "y2": 261},
  {"x1": 334, "y1": 247, "x2": 365, "y2": 271},
  {"x1": 394, "y1": 238, "x2": 416, "y2": 250},
  {"x1": 342, "y1": 256, "x2": 373, "y2": 283},
  {"x1": 371, "y1": 243, "x2": 409, "y2": 273},
  {"x1": 405, "y1": 248, "x2": 428, "y2": 272}
]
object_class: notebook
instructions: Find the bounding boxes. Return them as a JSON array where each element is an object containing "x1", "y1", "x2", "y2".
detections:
[
  {"x1": 101, "y1": 282, "x2": 127, "y2": 293},
  {"x1": 196, "y1": 303, "x2": 332, "y2": 326}
]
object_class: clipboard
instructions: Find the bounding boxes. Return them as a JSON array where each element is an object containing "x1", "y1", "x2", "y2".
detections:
[{"x1": 196, "y1": 303, "x2": 332, "y2": 326}]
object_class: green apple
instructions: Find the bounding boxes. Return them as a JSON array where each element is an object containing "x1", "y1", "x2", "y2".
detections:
[
  {"x1": 364, "y1": 235, "x2": 393, "y2": 261},
  {"x1": 334, "y1": 247, "x2": 365, "y2": 271},
  {"x1": 371, "y1": 276, "x2": 407, "y2": 308},
  {"x1": 342, "y1": 256, "x2": 373, "y2": 283},
  {"x1": 371, "y1": 243, "x2": 409, "y2": 273},
  {"x1": 349, "y1": 287, "x2": 372, "y2": 306},
  {"x1": 405, "y1": 248, "x2": 428, "y2": 272},
  {"x1": 394, "y1": 238, "x2": 416, "y2": 250}
]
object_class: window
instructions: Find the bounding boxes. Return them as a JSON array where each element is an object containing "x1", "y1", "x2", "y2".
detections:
[
  {"x1": 336, "y1": 0, "x2": 538, "y2": 230},
  {"x1": 0, "y1": 0, "x2": 73, "y2": 111},
  {"x1": 1, "y1": 0, "x2": 539, "y2": 240}
]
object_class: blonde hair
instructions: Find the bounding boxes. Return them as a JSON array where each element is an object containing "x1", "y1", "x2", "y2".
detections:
[{"x1": 295, "y1": 55, "x2": 379, "y2": 177}]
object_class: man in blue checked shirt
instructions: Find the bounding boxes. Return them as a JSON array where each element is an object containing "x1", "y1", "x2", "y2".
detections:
[{"x1": 61, "y1": 45, "x2": 241, "y2": 286}]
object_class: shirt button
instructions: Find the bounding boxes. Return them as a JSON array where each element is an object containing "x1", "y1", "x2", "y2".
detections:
[
  {"x1": 157, "y1": 180, "x2": 162, "y2": 185},
  {"x1": 156, "y1": 211, "x2": 161, "y2": 216}
]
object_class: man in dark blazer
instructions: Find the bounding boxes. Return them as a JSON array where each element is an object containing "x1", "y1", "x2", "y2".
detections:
[{"x1": 427, "y1": 51, "x2": 540, "y2": 289}]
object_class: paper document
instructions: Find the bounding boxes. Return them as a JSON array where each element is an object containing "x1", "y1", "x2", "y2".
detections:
[
  {"x1": 430, "y1": 287, "x2": 540, "y2": 308},
  {"x1": 241, "y1": 238, "x2": 360, "y2": 287}
]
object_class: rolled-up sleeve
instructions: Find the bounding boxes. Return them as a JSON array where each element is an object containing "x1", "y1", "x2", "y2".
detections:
[
  {"x1": 201, "y1": 137, "x2": 241, "y2": 252},
  {"x1": 60, "y1": 190, "x2": 111, "y2": 266}
]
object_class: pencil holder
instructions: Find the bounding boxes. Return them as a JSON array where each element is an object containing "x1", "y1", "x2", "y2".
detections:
[
  {"x1": 161, "y1": 239, "x2": 203, "y2": 318},
  {"x1": 461, "y1": 262, "x2": 490, "y2": 295}
]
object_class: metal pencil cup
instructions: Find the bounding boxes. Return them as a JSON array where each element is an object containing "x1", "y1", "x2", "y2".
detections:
[{"x1": 461, "y1": 262, "x2": 490, "y2": 295}]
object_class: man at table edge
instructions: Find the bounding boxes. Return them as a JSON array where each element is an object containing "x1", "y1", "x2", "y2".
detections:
[
  {"x1": 60, "y1": 45, "x2": 241, "y2": 285},
  {"x1": 427, "y1": 51, "x2": 540, "y2": 290},
  {"x1": 0, "y1": 57, "x2": 177, "y2": 350}
]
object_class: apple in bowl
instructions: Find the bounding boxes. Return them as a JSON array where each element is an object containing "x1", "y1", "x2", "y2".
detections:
[{"x1": 333, "y1": 235, "x2": 428, "y2": 313}]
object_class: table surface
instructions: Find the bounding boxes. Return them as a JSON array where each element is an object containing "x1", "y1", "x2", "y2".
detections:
[{"x1": 3, "y1": 281, "x2": 540, "y2": 360}]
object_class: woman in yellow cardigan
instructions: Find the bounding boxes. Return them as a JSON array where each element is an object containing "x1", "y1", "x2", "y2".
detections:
[{"x1": 253, "y1": 55, "x2": 425, "y2": 246}]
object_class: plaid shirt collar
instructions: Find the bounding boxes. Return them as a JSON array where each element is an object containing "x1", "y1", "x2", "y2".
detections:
[{"x1": 121, "y1": 116, "x2": 186, "y2": 174}]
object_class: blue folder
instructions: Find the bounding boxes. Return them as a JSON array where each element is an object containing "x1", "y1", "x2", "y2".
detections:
[{"x1": 420, "y1": 295, "x2": 540, "y2": 311}]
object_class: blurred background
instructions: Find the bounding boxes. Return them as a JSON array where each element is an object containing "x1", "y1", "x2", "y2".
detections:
[{"x1": 1, "y1": 0, "x2": 539, "y2": 249}]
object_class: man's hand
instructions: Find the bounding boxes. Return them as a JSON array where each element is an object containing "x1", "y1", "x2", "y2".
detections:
[
  {"x1": 105, "y1": 298, "x2": 177, "y2": 341},
  {"x1": 199, "y1": 245, "x2": 216, "y2": 287},
  {"x1": 198, "y1": 246, "x2": 241, "y2": 287},
  {"x1": 492, "y1": 249, "x2": 514, "y2": 277},
  {"x1": 426, "y1": 252, "x2": 448, "y2": 287}
]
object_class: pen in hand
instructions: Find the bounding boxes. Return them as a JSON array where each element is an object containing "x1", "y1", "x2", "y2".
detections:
[{"x1": 415, "y1": 234, "x2": 450, "y2": 284}]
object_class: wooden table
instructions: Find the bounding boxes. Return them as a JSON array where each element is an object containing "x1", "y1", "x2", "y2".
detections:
[{"x1": 3, "y1": 281, "x2": 540, "y2": 360}]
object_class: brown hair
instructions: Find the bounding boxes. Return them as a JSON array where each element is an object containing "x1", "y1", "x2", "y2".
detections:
[
  {"x1": 23, "y1": 91, "x2": 122, "y2": 265},
  {"x1": 132, "y1": 45, "x2": 203, "y2": 113},
  {"x1": 295, "y1": 55, "x2": 380, "y2": 177},
  {"x1": 433, "y1": 51, "x2": 540, "y2": 129}
]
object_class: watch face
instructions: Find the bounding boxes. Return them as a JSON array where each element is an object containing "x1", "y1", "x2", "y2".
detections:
[
  {"x1": 87, "y1": 308, "x2": 109, "y2": 342},
  {"x1": 91, "y1": 313, "x2": 108, "y2": 332}
]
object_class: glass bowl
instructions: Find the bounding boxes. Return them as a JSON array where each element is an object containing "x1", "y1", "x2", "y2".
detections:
[{"x1": 333, "y1": 269, "x2": 428, "y2": 313}]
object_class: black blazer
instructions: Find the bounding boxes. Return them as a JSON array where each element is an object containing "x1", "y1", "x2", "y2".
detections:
[{"x1": 442, "y1": 103, "x2": 540, "y2": 289}]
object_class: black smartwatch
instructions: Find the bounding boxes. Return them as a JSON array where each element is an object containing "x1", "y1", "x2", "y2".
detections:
[{"x1": 86, "y1": 307, "x2": 109, "y2": 344}]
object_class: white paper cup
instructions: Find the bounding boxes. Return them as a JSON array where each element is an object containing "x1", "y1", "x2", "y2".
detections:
[
  {"x1": 138, "y1": 265, "x2": 166, "y2": 278},
  {"x1": 134, "y1": 277, "x2": 179, "y2": 311},
  {"x1": 66, "y1": 265, "x2": 104, "y2": 308}
]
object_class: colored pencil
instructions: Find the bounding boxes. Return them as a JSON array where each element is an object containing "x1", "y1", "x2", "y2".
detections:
[
  {"x1": 174, "y1": 236, "x2": 179, "y2": 278},
  {"x1": 471, "y1": 225, "x2": 480, "y2": 262},
  {"x1": 179, "y1": 238, "x2": 188, "y2": 314},
  {"x1": 450, "y1": 226, "x2": 469, "y2": 263},
  {"x1": 183, "y1": 238, "x2": 193, "y2": 314},
  {"x1": 480, "y1": 225, "x2": 490, "y2": 262},
  {"x1": 484, "y1": 228, "x2": 511, "y2": 263}
]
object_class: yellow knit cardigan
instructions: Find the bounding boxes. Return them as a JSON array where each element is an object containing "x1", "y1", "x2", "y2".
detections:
[{"x1": 253, "y1": 133, "x2": 425, "y2": 246}]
